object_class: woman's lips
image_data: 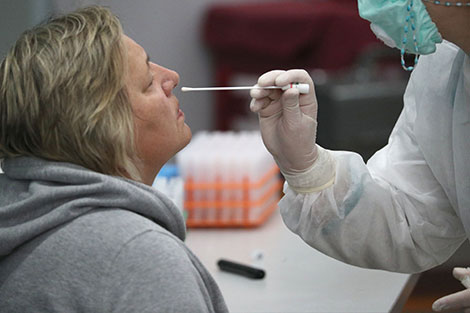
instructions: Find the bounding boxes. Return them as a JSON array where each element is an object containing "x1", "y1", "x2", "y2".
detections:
[{"x1": 177, "y1": 108, "x2": 184, "y2": 119}]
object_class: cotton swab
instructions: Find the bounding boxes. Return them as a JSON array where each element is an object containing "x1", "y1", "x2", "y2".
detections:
[{"x1": 181, "y1": 83, "x2": 309, "y2": 94}]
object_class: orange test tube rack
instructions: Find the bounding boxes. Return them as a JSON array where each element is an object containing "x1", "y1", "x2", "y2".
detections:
[{"x1": 184, "y1": 165, "x2": 282, "y2": 228}]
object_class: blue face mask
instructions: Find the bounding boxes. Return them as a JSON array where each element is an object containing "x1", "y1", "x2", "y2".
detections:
[{"x1": 358, "y1": 0, "x2": 443, "y2": 70}]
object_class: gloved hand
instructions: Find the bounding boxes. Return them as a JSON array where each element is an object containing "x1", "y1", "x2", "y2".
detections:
[
  {"x1": 250, "y1": 69, "x2": 317, "y2": 174},
  {"x1": 250, "y1": 70, "x2": 335, "y2": 193},
  {"x1": 432, "y1": 267, "x2": 470, "y2": 313}
]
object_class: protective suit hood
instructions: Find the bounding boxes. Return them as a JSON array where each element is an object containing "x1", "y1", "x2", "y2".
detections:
[{"x1": 0, "y1": 156, "x2": 186, "y2": 258}]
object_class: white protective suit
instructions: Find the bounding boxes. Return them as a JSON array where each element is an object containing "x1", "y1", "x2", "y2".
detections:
[{"x1": 280, "y1": 41, "x2": 469, "y2": 273}]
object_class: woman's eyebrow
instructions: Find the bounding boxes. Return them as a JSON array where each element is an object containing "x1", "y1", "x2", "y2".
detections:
[{"x1": 146, "y1": 54, "x2": 150, "y2": 67}]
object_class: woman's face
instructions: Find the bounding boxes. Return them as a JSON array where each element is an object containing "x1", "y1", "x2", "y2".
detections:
[{"x1": 124, "y1": 35, "x2": 191, "y2": 184}]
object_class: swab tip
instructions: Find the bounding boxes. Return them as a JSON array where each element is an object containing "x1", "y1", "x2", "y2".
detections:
[{"x1": 181, "y1": 87, "x2": 191, "y2": 92}]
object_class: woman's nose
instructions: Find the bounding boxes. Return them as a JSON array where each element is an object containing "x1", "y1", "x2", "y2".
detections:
[{"x1": 159, "y1": 65, "x2": 179, "y2": 97}]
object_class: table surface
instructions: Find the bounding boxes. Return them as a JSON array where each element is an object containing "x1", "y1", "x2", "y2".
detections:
[{"x1": 186, "y1": 209, "x2": 418, "y2": 313}]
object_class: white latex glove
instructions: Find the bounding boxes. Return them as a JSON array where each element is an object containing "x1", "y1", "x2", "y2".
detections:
[
  {"x1": 433, "y1": 267, "x2": 470, "y2": 313},
  {"x1": 250, "y1": 70, "x2": 336, "y2": 193}
]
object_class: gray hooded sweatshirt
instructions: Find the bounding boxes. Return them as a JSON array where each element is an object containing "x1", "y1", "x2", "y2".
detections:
[{"x1": 0, "y1": 157, "x2": 228, "y2": 313}]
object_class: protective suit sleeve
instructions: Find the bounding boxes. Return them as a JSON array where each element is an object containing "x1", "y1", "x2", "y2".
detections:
[{"x1": 279, "y1": 75, "x2": 467, "y2": 273}]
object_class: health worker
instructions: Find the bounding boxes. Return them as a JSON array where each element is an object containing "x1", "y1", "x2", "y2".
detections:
[{"x1": 250, "y1": 0, "x2": 470, "y2": 312}]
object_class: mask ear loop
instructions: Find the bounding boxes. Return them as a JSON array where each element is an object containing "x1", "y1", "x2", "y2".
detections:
[
  {"x1": 401, "y1": 0, "x2": 420, "y2": 71},
  {"x1": 422, "y1": 0, "x2": 470, "y2": 7}
]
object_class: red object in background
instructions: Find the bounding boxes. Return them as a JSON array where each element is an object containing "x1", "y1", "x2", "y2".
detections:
[{"x1": 202, "y1": 0, "x2": 380, "y2": 130}]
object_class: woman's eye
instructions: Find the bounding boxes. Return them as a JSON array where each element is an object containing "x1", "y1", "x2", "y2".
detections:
[
  {"x1": 147, "y1": 79, "x2": 154, "y2": 90},
  {"x1": 147, "y1": 75, "x2": 154, "y2": 89}
]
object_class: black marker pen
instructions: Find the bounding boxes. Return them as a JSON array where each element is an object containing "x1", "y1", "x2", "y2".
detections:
[{"x1": 217, "y1": 259, "x2": 265, "y2": 279}]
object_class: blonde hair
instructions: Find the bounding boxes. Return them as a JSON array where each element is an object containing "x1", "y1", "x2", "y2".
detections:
[{"x1": 0, "y1": 6, "x2": 141, "y2": 181}]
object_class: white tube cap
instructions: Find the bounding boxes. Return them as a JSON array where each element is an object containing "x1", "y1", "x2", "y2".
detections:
[{"x1": 281, "y1": 83, "x2": 310, "y2": 94}]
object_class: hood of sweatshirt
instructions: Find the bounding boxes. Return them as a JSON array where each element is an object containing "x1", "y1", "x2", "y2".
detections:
[{"x1": 0, "y1": 156, "x2": 186, "y2": 258}]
